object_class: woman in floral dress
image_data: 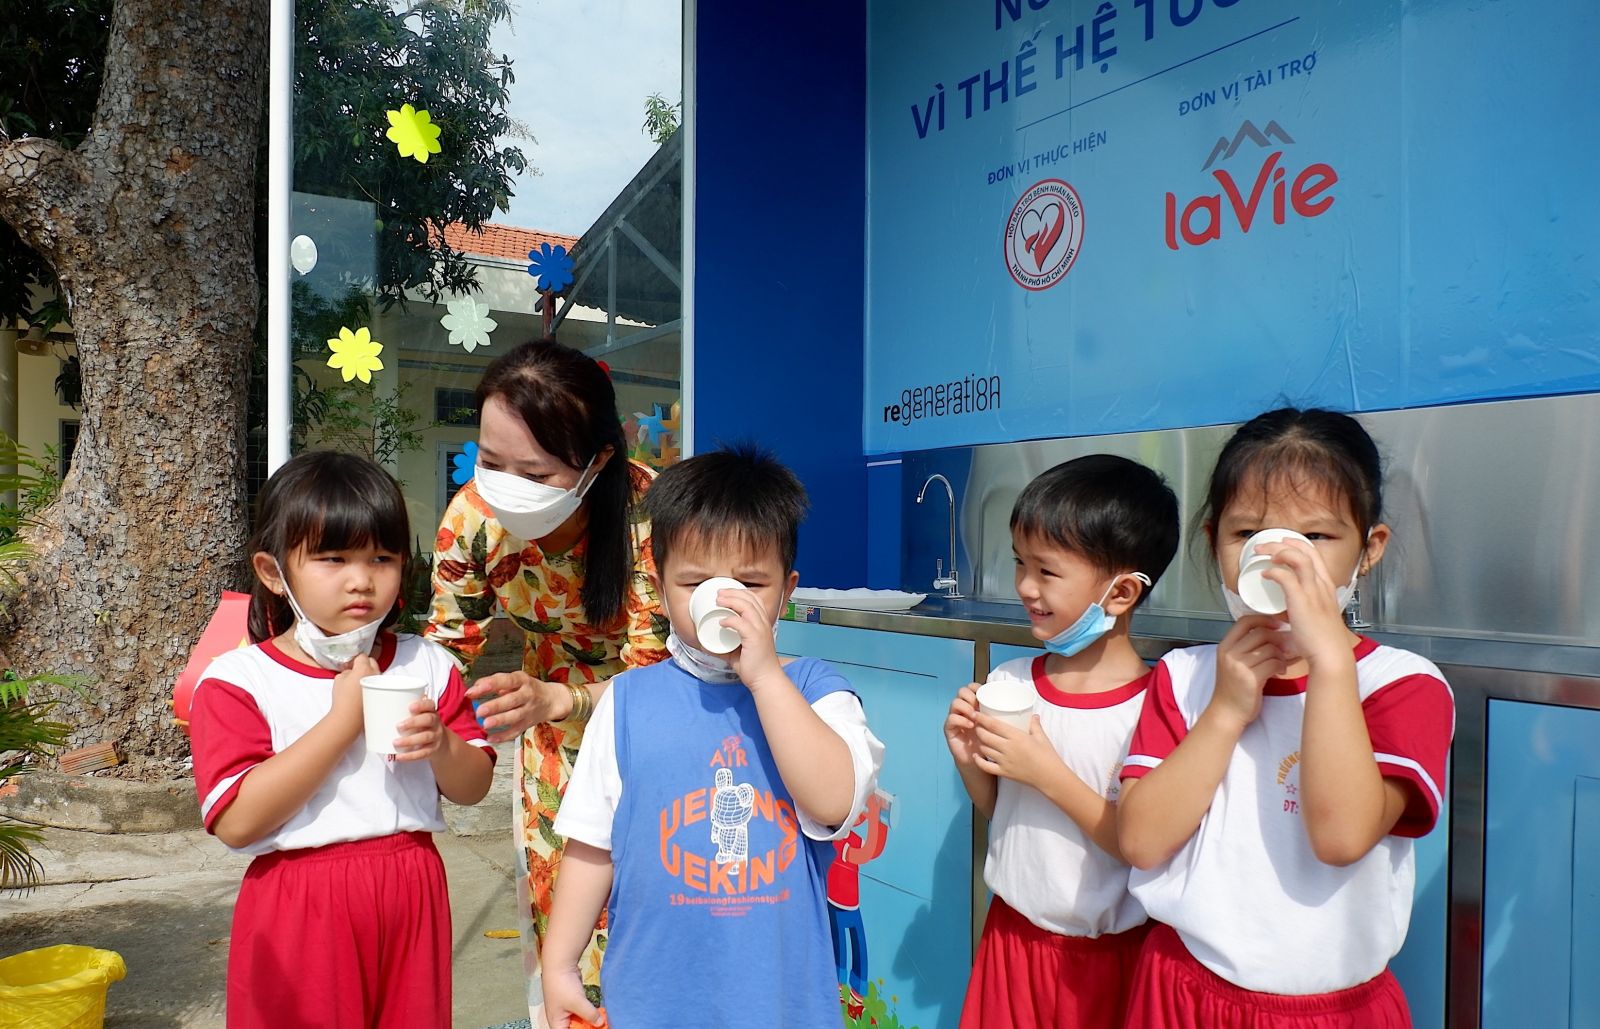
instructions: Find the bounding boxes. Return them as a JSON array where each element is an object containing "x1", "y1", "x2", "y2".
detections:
[{"x1": 424, "y1": 340, "x2": 667, "y2": 1022}]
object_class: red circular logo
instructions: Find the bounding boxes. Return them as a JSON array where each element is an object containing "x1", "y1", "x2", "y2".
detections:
[{"x1": 1003, "y1": 179, "x2": 1085, "y2": 291}]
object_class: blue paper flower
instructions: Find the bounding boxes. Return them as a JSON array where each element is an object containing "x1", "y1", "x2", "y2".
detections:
[
  {"x1": 635, "y1": 403, "x2": 670, "y2": 445},
  {"x1": 527, "y1": 243, "x2": 574, "y2": 294},
  {"x1": 451, "y1": 441, "x2": 479, "y2": 486}
]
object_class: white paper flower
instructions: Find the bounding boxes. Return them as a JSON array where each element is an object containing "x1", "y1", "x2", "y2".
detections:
[{"x1": 440, "y1": 296, "x2": 497, "y2": 353}]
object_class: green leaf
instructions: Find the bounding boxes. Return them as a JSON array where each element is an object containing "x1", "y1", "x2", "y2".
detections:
[
  {"x1": 560, "y1": 641, "x2": 608, "y2": 667},
  {"x1": 470, "y1": 522, "x2": 488, "y2": 566},
  {"x1": 456, "y1": 592, "x2": 495, "y2": 623},
  {"x1": 0, "y1": 822, "x2": 46, "y2": 891},
  {"x1": 536, "y1": 813, "x2": 563, "y2": 851},
  {"x1": 535, "y1": 777, "x2": 562, "y2": 812},
  {"x1": 509, "y1": 612, "x2": 562, "y2": 635}
]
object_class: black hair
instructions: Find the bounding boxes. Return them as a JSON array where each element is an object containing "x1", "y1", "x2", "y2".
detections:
[
  {"x1": 247, "y1": 450, "x2": 411, "y2": 643},
  {"x1": 1009, "y1": 454, "x2": 1180, "y2": 608},
  {"x1": 1200, "y1": 407, "x2": 1384, "y2": 552},
  {"x1": 645, "y1": 444, "x2": 808, "y2": 574},
  {"x1": 476, "y1": 338, "x2": 631, "y2": 628}
]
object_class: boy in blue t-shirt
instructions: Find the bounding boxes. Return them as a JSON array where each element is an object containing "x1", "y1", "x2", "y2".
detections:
[{"x1": 545, "y1": 445, "x2": 885, "y2": 1028}]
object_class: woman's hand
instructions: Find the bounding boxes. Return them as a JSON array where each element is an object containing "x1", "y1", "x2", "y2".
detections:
[
  {"x1": 1210, "y1": 615, "x2": 1290, "y2": 732},
  {"x1": 392, "y1": 697, "x2": 444, "y2": 762},
  {"x1": 944, "y1": 685, "x2": 984, "y2": 770},
  {"x1": 973, "y1": 713, "x2": 1063, "y2": 789},
  {"x1": 1257, "y1": 540, "x2": 1353, "y2": 670},
  {"x1": 467, "y1": 671, "x2": 573, "y2": 744}
]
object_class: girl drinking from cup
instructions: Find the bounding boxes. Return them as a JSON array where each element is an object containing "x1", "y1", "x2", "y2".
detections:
[
  {"x1": 1117, "y1": 407, "x2": 1454, "y2": 1029},
  {"x1": 190, "y1": 451, "x2": 495, "y2": 1028}
]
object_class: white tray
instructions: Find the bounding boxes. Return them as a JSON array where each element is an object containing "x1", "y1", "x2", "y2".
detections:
[{"x1": 790, "y1": 588, "x2": 928, "y2": 612}]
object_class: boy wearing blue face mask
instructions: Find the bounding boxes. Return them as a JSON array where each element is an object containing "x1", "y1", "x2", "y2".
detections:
[{"x1": 945, "y1": 454, "x2": 1179, "y2": 1028}]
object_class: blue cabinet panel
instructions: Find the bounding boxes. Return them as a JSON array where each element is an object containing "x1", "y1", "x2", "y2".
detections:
[
  {"x1": 1482, "y1": 700, "x2": 1600, "y2": 1028},
  {"x1": 778, "y1": 621, "x2": 975, "y2": 1029},
  {"x1": 1390, "y1": 784, "x2": 1449, "y2": 1029}
]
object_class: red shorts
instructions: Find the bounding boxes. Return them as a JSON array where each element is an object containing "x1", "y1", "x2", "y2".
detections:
[
  {"x1": 960, "y1": 897, "x2": 1151, "y2": 1029},
  {"x1": 228, "y1": 832, "x2": 451, "y2": 1029},
  {"x1": 1124, "y1": 923, "x2": 1412, "y2": 1029}
]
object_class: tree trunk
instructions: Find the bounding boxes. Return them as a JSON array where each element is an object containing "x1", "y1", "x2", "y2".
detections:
[{"x1": 0, "y1": 0, "x2": 265, "y2": 757}]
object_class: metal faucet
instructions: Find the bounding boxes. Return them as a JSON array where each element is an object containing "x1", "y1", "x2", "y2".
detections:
[{"x1": 916, "y1": 473, "x2": 963, "y2": 598}]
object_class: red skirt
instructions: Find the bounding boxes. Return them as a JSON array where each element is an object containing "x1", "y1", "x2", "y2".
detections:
[
  {"x1": 228, "y1": 832, "x2": 451, "y2": 1029},
  {"x1": 960, "y1": 897, "x2": 1151, "y2": 1029},
  {"x1": 1124, "y1": 923, "x2": 1412, "y2": 1029}
]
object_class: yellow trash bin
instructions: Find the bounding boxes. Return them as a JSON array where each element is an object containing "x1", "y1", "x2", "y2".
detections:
[{"x1": 0, "y1": 945, "x2": 126, "y2": 1029}]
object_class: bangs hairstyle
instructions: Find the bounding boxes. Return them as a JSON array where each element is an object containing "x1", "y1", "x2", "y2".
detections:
[
  {"x1": 1009, "y1": 454, "x2": 1180, "y2": 607},
  {"x1": 645, "y1": 444, "x2": 808, "y2": 575},
  {"x1": 477, "y1": 339, "x2": 630, "y2": 627},
  {"x1": 1200, "y1": 407, "x2": 1383, "y2": 553},
  {"x1": 247, "y1": 451, "x2": 411, "y2": 643}
]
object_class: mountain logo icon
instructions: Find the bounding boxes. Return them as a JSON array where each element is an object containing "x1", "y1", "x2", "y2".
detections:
[{"x1": 1202, "y1": 120, "x2": 1295, "y2": 171}]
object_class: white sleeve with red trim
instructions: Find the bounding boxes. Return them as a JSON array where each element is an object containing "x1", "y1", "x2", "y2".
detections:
[
  {"x1": 1363, "y1": 672, "x2": 1455, "y2": 837},
  {"x1": 1121, "y1": 660, "x2": 1187, "y2": 780},
  {"x1": 190, "y1": 678, "x2": 274, "y2": 833},
  {"x1": 436, "y1": 664, "x2": 496, "y2": 763}
]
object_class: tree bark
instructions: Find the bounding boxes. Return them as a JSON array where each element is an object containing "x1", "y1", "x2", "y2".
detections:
[{"x1": 0, "y1": 0, "x2": 265, "y2": 757}]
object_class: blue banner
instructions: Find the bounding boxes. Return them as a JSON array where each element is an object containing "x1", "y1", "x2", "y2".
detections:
[{"x1": 866, "y1": 0, "x2": 1600, "y2": 453}]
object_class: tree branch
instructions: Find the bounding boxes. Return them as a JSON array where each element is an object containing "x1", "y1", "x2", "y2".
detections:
[{"x1": 0, "y1": 135, "x2": 81, "y2": 264}]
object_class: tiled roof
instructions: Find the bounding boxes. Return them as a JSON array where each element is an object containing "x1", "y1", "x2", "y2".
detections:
[{"x1": 439, "y1": 222, "x2": 578, "y2": 263}]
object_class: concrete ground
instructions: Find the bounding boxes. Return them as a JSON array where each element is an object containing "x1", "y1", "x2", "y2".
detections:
[{"x1": 0, "y1": 825, "x2": 530, "y2": 1028}]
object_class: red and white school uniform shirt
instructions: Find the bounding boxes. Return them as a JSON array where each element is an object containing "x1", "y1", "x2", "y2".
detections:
[
  {"x1": 190, "y1": 633, "x2": 494, "y2": 856},
  {"x1": 984, "y1": 656, "x2": 1151, "y2": 938},
  {"x1": 1120, "y1": 637, "x2": 1454, "y2": 995}
]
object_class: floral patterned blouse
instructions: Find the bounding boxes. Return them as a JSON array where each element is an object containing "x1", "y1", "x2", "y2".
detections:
[{"x1": 424, "y1": 459, "x2": 667, "y2": 1008}]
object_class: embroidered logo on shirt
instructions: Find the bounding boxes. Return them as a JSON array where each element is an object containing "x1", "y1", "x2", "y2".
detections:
[{"x1": 1276, "y1": 750, "x2": 1301, "y2": 815}]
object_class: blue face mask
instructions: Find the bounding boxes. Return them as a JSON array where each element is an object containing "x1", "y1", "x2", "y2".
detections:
[{"x1": 1042, "y1": 572, "x2": 1152, "y2": 657}]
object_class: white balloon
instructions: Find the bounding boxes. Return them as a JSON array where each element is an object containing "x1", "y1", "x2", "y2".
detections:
[{"x1": 289, "y1": 235, "x2": 318, "y2": 275}]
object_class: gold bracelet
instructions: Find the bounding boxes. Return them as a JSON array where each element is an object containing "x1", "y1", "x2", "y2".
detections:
[{"x1": 566, "y1": 683, "x2": 591, "y2": 722}]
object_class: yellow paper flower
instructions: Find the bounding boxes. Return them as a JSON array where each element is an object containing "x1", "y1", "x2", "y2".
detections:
[
  {"x1": 327, "y1": 326, "x2": 384, "y2": 383},
  {"x1": 385, "y1": 104, "x2": 442, "y2": 163}
]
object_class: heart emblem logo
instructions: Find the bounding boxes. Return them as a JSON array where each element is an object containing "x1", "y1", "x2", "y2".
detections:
[
  {"x1": 1021, "y1": 203, "x2": 1064, "y2": 271},
  {"x1": 1003, "y1": 179, "x2": 1084, "y2": 292}
]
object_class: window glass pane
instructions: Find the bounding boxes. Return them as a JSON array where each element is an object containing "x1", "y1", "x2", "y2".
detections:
[{"x1": 288, "y1": 0, "x2": 684, "y2": 541}]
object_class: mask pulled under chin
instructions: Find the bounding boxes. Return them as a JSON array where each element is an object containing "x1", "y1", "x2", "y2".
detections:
[
  {"x1": 666, "y1": 633, "x2": 742, "y2": 684},
  {"x1": 277, "y1": 573, "x2": 387, "y2": 671}
]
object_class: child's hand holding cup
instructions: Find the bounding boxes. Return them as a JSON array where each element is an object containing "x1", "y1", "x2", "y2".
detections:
[
  {"x1": 688, "y1": 576, "x2": 747, "y2": 654},
  {"x1": 359, "y1": 673, "x2": 427, "y2": 755}
]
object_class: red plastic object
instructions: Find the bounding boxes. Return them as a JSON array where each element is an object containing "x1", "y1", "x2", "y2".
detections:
[{"x1": 171, "y1": 591, "x2": 251, "y2": 736}]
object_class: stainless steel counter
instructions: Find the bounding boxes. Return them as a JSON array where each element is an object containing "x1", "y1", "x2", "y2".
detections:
[{"x1": 802, "y1": 596, "x2": 1600, "y2": 679}]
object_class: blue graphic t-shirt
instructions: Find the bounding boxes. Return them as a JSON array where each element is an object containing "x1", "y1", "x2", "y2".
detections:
[{"x1": 603, "y1": 657, "x2": 851, "y2": 1027}]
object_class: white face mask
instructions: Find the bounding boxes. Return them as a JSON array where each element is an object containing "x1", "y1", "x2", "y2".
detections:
[
  {"x1": 662, "y1": 589, "x2": 785, "y2": 684},
  {"x1": 1220, "y1": 554, "x2": 1364, "y2": 622},
  {"x1": 275, "y1": 566, "x2": 387, "y2": 671},
  {"x1": 475, "y1": 456, "x2": 598, "y2": 542},
  {"x1": 666, "y1": 632, "x2": 743, "y2": 683}
]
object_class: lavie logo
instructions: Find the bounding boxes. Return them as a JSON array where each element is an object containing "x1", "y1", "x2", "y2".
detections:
[{"x1": 1164, "y1": 119, "x2": 1337, "y2": 251}]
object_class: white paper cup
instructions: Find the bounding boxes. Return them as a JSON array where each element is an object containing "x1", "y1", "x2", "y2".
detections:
[
  {"x1": 977, "y1": 678, "x2": 1036, "y2": 731},
  {"x1": 689, "y1": 576, "x2": 746, "y2": 654},
  {"x1": 361, "y1": 674, "x2": 427, "y2": 755},
  {"x1": 1236, "y1": 528, "x2": 1313, "y2": 615}
]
